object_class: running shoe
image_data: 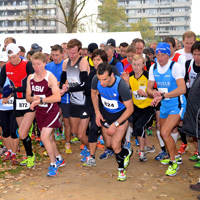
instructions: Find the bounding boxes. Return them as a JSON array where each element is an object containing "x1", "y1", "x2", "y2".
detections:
[
  {"x1": 135, "y1": 138, "x2": 140, "y2": 146},
  {"x1": 190, "y1": 182, "x2": 200, "y2": 191},
  {"x1": 65, "y1": 144, "x2": 72, "y2": 154},
  {"x1": 80, "y1": 146, "x2": 88, "y2": 156},
  {"x1": 56, "y1": 159, "x2": 65, "y2": 168},
  {"x1": 0, "y1": 139, "x2": 2, "y2": 146},
  {"x1": 124, "y1": 148, "x2": 133, "y2": 168},
  {"x1": 194, "y1": 161, "x2": 200, "y2": 169},
  {"x1": 81, "y1": 151, "x2": 90, "y2": 162},
  {"x1": 80, "y1": 144, "x2": 85, "y2": 150},
  {"x1": 42, "y1": 150, "x2": 48, "y2": 156},
  {"x1": 178, "y1": 143, "x2": 188, "y2": 154},
  {"x1": 31, "y1": 133, "x2": 35, "y2": 140},
  {"x1": 166, "y1": 161, "x2": 179, "y2": 176},
  {"x1": 61, "y1": 132, "x2": 66, "y2": 140},
  {"x1": 152, "y1": 120, "x2": 156, "y2": 127},
  {"x1": 160, "y1": 155, "x2": 182, "y2": 165},
  {"x1": 189, "y1": 151, "x2": 199, "y2": 162},
  {"x1": 47, "y1": 166, "x2": 58, "y2": 177},
  {"x1": 98, "y1": 135, "x2": 105, "y2": 145},
  {"x1": 10, "y1": 154, "x2": 18, "y2": 165},
  {"x1": 97, "y1": 143, "x2": 105, "y2": 149},
  {"x1": 20, "y1": 157, "x2": 28, "y2": 166},
  {"x1": 123, "y1": 141, "x2": 131, "y2": 149},
  {"x1": 155, "y1": 150, "x2": 169, "y2": 161},
  {"x1": 70, "y1": 136, "x2": 80, "y2": 144},
  {"x1": 35, "y1": 136, "x2": 41, "y2": 142},
  {"x1": 146, "y1": 127, "x2": 153, "y2": 136},
  {"x1": 145, "y1": 145, "x2": 156, "y2": 153},
  {"x1": 27, "y1": 153, "x2": 36, "y2": 168},
  {"x1": 83, "y1": 156, "x2": 96, "y2": 167},
  {"x1": 117, "y1": 168, "x2": 126, "y2": 181},
  {"x1": 139, "y1": 151, "x2": 147, "y2": 162},
  {"x1": 3, "y1": 151, "x2": 11, "y2": 162},
  {"x1": 99, "y1": 149, "x2": 114, "y2": 160},
  {"x1": 55, "y1": 132, "x2": 62, "y2": 141}
]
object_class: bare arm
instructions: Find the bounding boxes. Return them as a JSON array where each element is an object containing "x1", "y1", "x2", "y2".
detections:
[
  {"x1": 91, "y1": 88, "x2": 104, "y2": 127},
  {"x1": 26, "y1": 74, "x2": 34, "y2": 103}
]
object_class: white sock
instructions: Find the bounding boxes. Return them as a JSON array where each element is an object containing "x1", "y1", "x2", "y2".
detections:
[
  {"x1": 171, "y1": 132, "x2": 178, "y2": 143},
  {"x1": 8, "y1": 149, "x2": 12, "y2": 153},
  {"x1": 56, "y1": 155, "x2": 63, "y2": 161},
  {"x1": 125, "y1": 124, "x2": 133, "y2": 142},
  {"x1": 156, "y1": 131, "x2": 165, "y2": 147},
  {"x1": 11, "y1": 152, "x2": 16, "y2": 156},
  {"x1": 51, "y1": 162, "x2": 57, "y2": 167}
]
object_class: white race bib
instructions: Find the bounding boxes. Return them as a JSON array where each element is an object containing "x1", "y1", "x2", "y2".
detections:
[
  {"x1": 37, "y1": 95, "x2": 48, "y2": 108},
  {"x1": 16, "y1": 99, "x2": 30, "y2": 110},
  {"x1": 101, "y1": 96, "x2": 118, "y2": 110},
  {"x1": 133, "y1": 91, "x2": 147, "y2": 100},
  {"x1": 2, "y1": 97, "x2": 14, "y2": 107}
]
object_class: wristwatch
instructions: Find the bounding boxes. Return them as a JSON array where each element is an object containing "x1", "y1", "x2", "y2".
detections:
[
  {"x1": 114, "y1": 121, "x2": 120, "y2": 127},
  {"x1": 161, "y1": 93, "x2": 165, "y2": 100},
  {"x1": 40, "y1": 97, "x2": 43, "y2": 104}
]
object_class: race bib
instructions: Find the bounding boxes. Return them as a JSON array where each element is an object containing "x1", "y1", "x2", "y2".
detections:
[
  {"x1": 101, "y1": 96, "x2": 118, "y2": 109},
  {"x1": 16, "y1": 99, "x2": 30, "y2": 110},
  {"x1": 158, "y1": 88, "x2": 169, "y2": 100},
  {"x1": 132, "y1": 91, "x2": 146, "y2": 100},
  {"x1": 37, "y1": 95, "x2": 48, "y2": 108},
  {"x1": 2, "y1": 97, "x2": 14, "y2": 107}
]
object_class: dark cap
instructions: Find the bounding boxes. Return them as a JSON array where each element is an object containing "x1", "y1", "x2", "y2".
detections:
[
  {"x1": 88, "y1": 43, "x2": 98, "y2": 54},
  {"x1": 31, "y1": 43, "x2": 42, "y2": 52},
  {"x1": 107, "y1": 38, "x2": 116, "y2": 48}
]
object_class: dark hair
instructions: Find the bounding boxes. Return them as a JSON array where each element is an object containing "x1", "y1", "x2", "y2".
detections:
[
  {"x1": 5, "y1": 37, "x2": 16, "y2": 44},
  {"x1": 27, "y1": 50, "x2": 35, "y2": 56},
  {"x1": 18, "y1": 46, "x2": 26, "y2": 52},
  {"x1": 132, "y1": 38, "x2": 145, "y2": 46},
  {"x1": 191, "y1": 41, "x2": 200, "y2": 54},
  {"x1": 119, "y1": 42, "x2": 129, "y2": 48},
  {"x1": 50, "y1": 44, "x2": 63, "y2": 54},
  {"x1": 67, "y1": 39, "x2": 82, "y2": 51},
  {"x1": 92, "y1": 49, "x2": 108, "y2": 63},
  {"x1": 163, "y1": 37, "x2": 176, "y2": 48},
  {"x1": 143, "y1": 48, "x2": 151, "y2": 55},
  {"x1": 97, "y1": 62, "x2": 112, "y2": 76}
]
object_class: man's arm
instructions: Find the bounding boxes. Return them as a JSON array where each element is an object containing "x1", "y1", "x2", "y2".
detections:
[
  {"x1": 26, "y1": 74, "x2": 34, "y2": 103},
  {"x1": 0, "y1": 65, "x2": 7, "y2": 93}
]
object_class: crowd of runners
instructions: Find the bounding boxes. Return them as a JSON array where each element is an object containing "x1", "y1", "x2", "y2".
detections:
[{"x1": 0, "y1": 31, "x2": 200, "y2": 191}]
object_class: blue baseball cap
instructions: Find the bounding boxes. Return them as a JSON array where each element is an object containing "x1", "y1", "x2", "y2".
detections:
[{"x1": 156, "y1": 42, "x2": 171, "y2": 56}]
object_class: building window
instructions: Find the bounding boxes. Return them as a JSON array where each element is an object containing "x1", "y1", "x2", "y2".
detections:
[
  {"x1": 148, "y1": 18, "x2": 157, "y2": 23},
  {"x1": 174, "y1": 7, "x2": 186, "y2": 12},
  {"x1": 129, "y1": 0, "x2": 140, "y2": 5},
  {"x1": 146, "y1": 0, "x2": 158, "y2": 4},
  {"x1": 160, "y1": 8, "x2": 171, "y2": 13},
  {"x1": 174, "y1": 17, "x2": 185, "y2": 21},
  {"x1": 128, "y1": 18, "x2": 140, "y2": 23},
  {"x1": 145, "y1": 9, "x2": 157, "y2": 14}
]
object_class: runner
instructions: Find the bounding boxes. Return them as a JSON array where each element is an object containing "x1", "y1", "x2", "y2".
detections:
[
  {"x1": 26, "y1": 52, "x2": 65, "y2": 176},
  {"x1": 0, "y1": 43, "x2": 36, "y2": 169},
  {"x1": 91, "y1": 62, "x2": 133, "y2": 181},
  {"x1": 147, "y1": 42, "x2": 186, "y2": 176}
]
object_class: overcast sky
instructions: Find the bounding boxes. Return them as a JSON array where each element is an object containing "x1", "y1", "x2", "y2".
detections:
[{"x1": 191, "y1": 0, "x2": 200, "y2": 35}]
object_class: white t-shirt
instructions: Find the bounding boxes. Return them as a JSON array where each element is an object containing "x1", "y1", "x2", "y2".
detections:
[
  {"x1": 176, "y1": 48, "x2": 193, "y2": 61},
  {"x1": 169, "y1": 53, "x2": 186, "y2": 77},
  {"x1": 149, "y1": 60, "x2": 184, "y2": 81}
]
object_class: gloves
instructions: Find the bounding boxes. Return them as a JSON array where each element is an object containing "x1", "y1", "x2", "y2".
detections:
[{"x1": 2, "y1": 85, "x2": 13, "y2": 98}]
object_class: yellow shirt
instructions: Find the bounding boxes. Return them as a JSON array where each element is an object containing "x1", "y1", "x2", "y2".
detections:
[{"x1": 129, "y1": 70, "x2": 152, "y2": 108}]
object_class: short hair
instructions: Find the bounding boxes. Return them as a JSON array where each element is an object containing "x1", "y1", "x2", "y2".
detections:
[
  {"x1": 126, "y1": 45, "x2": 136, "y2": 53},
  {"x1": 135, "y1": 39, "x2": 145, "y2": 47},
  {"x1": 182, "y1": 31, "x2": 196, "y2": 41},
  {"x1": 82, "y1": 47, "x2": 88, "y2": 51},
  {"x1": 103, "y1": 45, "x2": 114, "y2": 53},
  {"x1": 18, "y1": 46, "x2": 26, "y2": 52},
  {"x1": 31, "y1": 52, "x2": 46, "y2": 63},
  {"x1": 132, "y1": 54, "x2": 146, "y2": 64},
  {"x1": 92, "y1": 49, "x2": 108, "y2": 63},
  {"x1": 67, "y1": 39, "x2": 82, "y2": 51},
  {"x1": 27, "y1": 50, "x2": 35, "y2": 56},
  {"x1": 150, "y1": 42, "x2": 157, "y2": 47},
  {"x1": 119, "y1": 42, "x2": 129, "y2": 48},
  {"x1": 191, "y1": 41, "x2": 200, "y2": 54},
  {"x1": 61, "y1": 42, "x2": 67, "y2": 46},
  {"x1": 50, "y1": 44, "x2": 63, "y2": 54},
  {"x1": 97, "y1": 62, "x2": 112, "y2": 76},
  {"x1": 143, "y1": 48, "x2": 151, "y2": 56},
  {"x1": 4, "y1": 37, "x2": 16, "y2": 44},
  {"x1": 163, "y1": 37, "x2": 176, "y2": 48}
]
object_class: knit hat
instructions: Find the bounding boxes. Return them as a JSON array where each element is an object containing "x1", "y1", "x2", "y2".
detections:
[{"x1": 156, "y1": 42, "x2": 171, "y2": 56}]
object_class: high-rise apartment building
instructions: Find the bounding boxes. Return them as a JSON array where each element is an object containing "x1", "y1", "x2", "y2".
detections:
[
  {"x1": 0, "y1": 0, "x2": 67, "y2": 33},
  {"x1": 118, "y1": 0, "x2": 192, "y2": 40}
]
